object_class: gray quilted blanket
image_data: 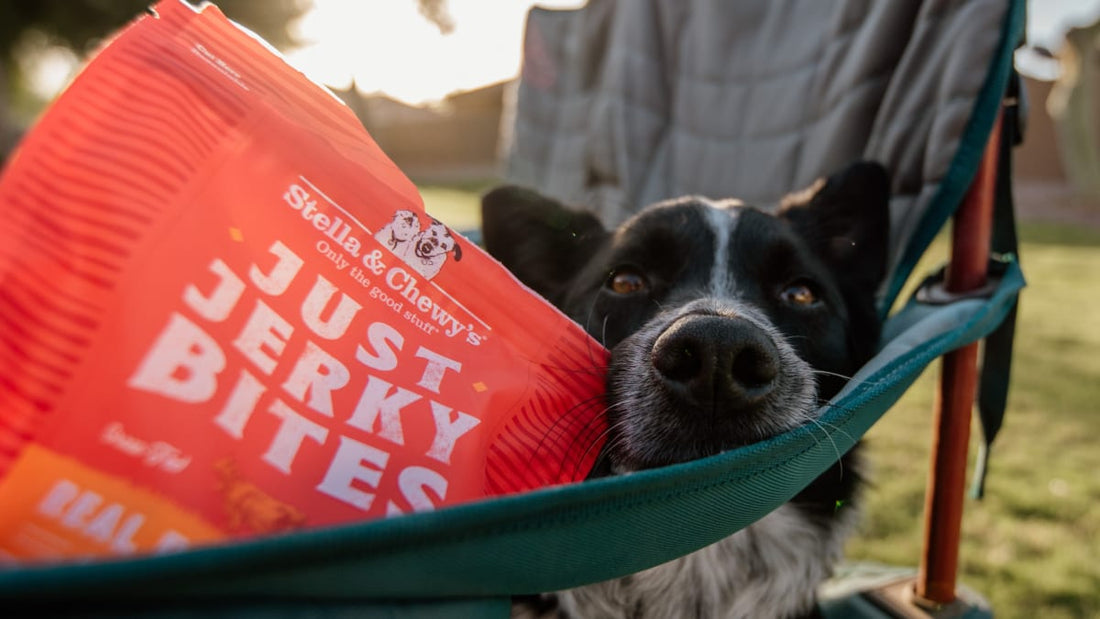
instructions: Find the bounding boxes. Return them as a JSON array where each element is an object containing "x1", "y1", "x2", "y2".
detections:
[{"x1": 504, "y1": 0, "x2": 1011, "y2": 287}]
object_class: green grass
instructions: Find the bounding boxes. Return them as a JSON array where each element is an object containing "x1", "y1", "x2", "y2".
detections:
[
  {"x1": 417, "y1": 183, "x2": 1100, "y2": 618},
  {"x1": 418, "y1": 181, "x2": 493, "y2": 232},
  {"x1": 849, "y1": 223, "x2": 1100, "y2": 619}
]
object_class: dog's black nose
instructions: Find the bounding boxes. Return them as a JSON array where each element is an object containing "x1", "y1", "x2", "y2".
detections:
[{"x1": 651, "y1": 314, "x2": 779, "y2": 409}]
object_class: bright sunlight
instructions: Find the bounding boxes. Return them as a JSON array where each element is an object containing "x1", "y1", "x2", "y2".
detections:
[{"x1": 285, "y1": 0, "x2": 584, "y2": 105}]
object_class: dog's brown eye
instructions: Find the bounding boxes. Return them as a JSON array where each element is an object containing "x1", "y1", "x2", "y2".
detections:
[
  {"x1": 608, "y1": 268, "x2": 647, "y2": 295},
  {"x1": 781, "y1": 282, "x2": 818, "y2": 306}
]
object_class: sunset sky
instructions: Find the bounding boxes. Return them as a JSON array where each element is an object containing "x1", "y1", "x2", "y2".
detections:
[{"x1": 284, "y1": 0, "x2": 584, "y2": 105}]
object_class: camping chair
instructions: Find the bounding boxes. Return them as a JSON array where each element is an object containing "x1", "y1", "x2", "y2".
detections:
[{"x1": 0, "y1": 1, "x2": 1025, "y2": 616}]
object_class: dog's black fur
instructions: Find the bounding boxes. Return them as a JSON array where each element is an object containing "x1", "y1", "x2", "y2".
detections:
[{"x1": 482, "y1": 162, "x2": 889, "y2": 618}]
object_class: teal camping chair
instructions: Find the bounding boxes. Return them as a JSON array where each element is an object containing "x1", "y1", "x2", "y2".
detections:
[{"x1": 0, "y1": 1, "x2": 1025, "y2": 616}]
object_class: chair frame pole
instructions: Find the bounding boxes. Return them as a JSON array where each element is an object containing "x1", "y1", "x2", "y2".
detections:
[{"x1": 915, "y1": 111, "x2": 1002, "y2": 605}]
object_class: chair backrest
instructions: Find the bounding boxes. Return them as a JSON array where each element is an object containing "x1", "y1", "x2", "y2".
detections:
[{"x1": 506, "y1": 0, "x2": 1022, "y2": 308}]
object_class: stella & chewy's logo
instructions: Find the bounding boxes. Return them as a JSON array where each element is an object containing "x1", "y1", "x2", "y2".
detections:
[
  {"x1": 375, "y1": 210, "x2": 462, "y2": 281},
  {"x1": 282, "y1": 177, "x2": 487, "y2": 346}
]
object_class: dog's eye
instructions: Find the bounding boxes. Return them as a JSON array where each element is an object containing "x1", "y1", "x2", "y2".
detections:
[
  {"x1": 608, "y1": 267, "x2": 647, "y2": 295},
  {"x1": 780, "y1": 281, "x2": 819, "y2": 307}
]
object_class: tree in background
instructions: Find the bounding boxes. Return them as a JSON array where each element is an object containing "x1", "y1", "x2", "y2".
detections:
[
  {"x1": 0, "y1": 0, "x2": 311, "y2": 158},
  {"x1": 0, "y1": 0, "x2": 455, "y2": 161}
]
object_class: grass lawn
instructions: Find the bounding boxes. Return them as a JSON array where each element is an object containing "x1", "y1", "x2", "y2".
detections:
[
  {"x1": 419, "y1": 184, "x2": 1100, "y2": 619},
  {"x1": 848, "y1": 222, "x2": 1100, "y2": 619},
  {"x1": 417, "y1": 182, "x2": 492, "y2": 232}
]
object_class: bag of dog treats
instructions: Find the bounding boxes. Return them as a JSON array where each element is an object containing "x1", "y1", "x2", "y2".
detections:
[{"x1": 0, "y1": 0, "x2": 607, "y2": 563}]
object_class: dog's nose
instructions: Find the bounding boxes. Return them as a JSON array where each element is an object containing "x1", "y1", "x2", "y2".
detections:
[{"x1": 651, "y1": 314, "x2": 779, "y2": 409}]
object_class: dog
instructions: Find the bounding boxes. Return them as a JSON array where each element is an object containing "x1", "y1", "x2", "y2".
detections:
[
  {"x1": 481, "y1": 161, "x2": 889, "y2": 619},
  {"x1": 375, "y1": 209, "x2": 421, "y2": 257},
  {"x1": 404, "y1": 217, "x2": 462, "y2": 280}
]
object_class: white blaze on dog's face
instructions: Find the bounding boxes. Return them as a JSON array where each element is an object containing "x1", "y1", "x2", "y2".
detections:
[{"x1": 482, "y1": 162, "x2": 889, "y2": 472}]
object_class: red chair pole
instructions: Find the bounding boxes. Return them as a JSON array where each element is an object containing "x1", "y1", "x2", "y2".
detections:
[{"x1": 915, "y1": 111, "x2": 1002, "y2": 605}]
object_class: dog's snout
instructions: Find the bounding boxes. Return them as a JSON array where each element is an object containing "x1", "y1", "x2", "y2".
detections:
[{"x1": 651, "y1": 314, "x2": 779, "y2": 408}]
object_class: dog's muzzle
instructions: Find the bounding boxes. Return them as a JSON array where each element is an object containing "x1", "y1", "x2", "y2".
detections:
[
  {"x1": 651, "y1": 313, "x2": 780, "y2": 411},
  {"x1": 604, "y1": 301, "x2": 817, "y2": 471}
]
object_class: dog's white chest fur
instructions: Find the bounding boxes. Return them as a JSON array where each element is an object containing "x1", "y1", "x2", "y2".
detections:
[{"x1": 548, "y1": 504, "x2": 855, "y2": 619}]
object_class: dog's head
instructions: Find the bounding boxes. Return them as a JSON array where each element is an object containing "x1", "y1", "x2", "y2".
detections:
[
  {"x1": 414, "y1": 218, "x2": 462, "y2": 261},
  {"x1": 389, "y1": 209, "x2": 421, "y2": 241},
  {"x1": 482, "y1": 162, "x2": 889, "y2": 472}
]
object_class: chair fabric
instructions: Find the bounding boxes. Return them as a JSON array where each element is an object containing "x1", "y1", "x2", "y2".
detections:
[{"x1": 505, "y1": 0, "x2": 1017, "y2": 308}]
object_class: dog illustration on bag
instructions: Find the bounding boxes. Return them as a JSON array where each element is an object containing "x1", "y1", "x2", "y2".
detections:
[
  {"x1": 374, "y1": 209, "x2": 421, "y2": 257},
  {"x1": 406, "y1": 218, "x2": 462, "y2": 280},
  {"x1": 375, "y1": 211, "x2": 462, "y2": 281}
]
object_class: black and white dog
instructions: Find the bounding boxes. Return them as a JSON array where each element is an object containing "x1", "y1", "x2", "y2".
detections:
[{"x1": 482, "y1": 162, "x2": 890, "y2": 618}]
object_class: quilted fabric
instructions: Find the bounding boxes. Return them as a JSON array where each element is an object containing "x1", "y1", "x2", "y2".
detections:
[{"x1": 505, "y1": 0, "x2": 1010, "y2": 290}]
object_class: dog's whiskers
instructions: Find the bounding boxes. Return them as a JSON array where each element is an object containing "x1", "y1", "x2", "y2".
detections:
[
  {"x1": 527, "y1": 391, "x2": 607, "y2": 464},
  {"x1": 578, "y1": 401, "x2": 638, "y2": 474},
  {"x1": 790, "y1": 410, "x2": 846, "y2": 475},
  {"x1": 812, "y1": 369, "x2": 855, "y2": 381}
]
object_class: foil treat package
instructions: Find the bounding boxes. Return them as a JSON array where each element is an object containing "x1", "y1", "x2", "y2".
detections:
[{"x1": 0, "y1": 0, "x2": 607, "y2": 563}]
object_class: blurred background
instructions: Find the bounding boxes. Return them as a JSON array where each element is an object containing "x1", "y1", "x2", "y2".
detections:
[{"x1": 1, "y1": 1, "x2": 1098, "y2": 617}]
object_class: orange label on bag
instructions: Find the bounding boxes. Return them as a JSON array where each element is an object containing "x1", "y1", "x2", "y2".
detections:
[
  {"x1": 0, "y1": 0, "x2": 607, "y2": 563},
  {"x1": 0, "y1": 445, "x2": 221, "y2": 559}
]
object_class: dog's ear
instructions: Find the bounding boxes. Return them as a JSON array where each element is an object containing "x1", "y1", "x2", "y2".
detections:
[
  {"x1": 780, "y1": 161, "x2": 890, "y2": 296},
  {"x1": 481, "y1": 185, "x2": 608, "y2": 300}
]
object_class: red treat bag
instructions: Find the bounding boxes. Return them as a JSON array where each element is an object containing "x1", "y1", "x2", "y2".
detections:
[{"x1": 0, "y1": 0, "x2": 607, "y2": 563}]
